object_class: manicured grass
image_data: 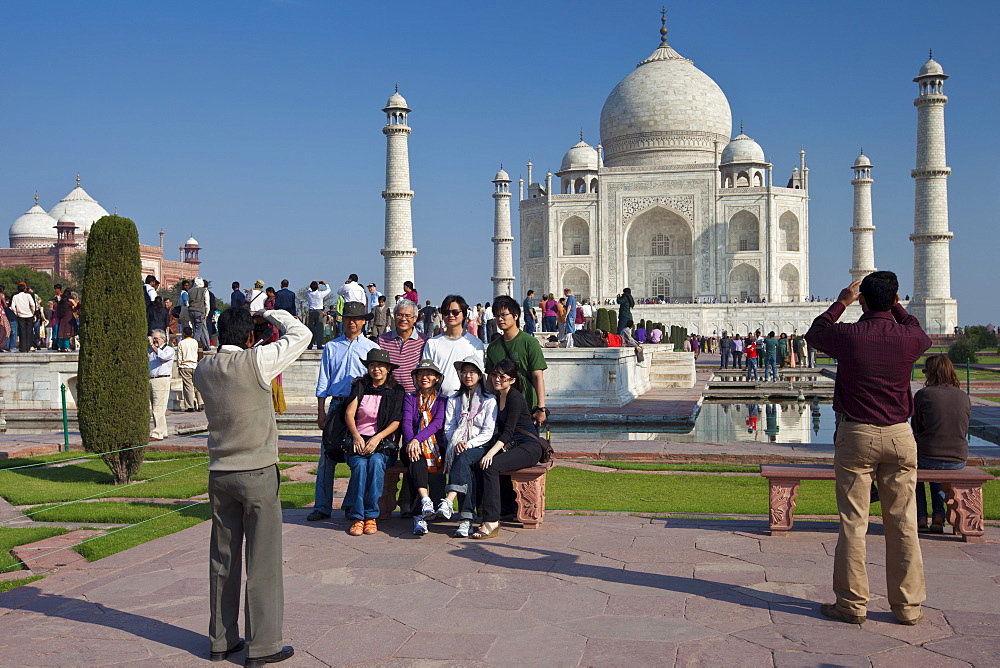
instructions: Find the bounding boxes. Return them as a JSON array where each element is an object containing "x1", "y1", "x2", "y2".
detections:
[
  {"x1": 0, "y1": 527, "x2": 67, "y2": 572},
  {"x1": 0, "y1": 457, "x2": 211, "y2": 505},
  {"x1": 0, "y1": 575, "x2": 44, "y2": 593},
  {"x1": 545, "y1": 468, "x2": 1000, "y2": 519},
  {"x1": 278, "y1": 455, "x2": 321, "y2": 462},
  {"x1": 0, "y1": 450, "x2": 209, "y2": 470},
  {"x1": 73, "y1": 503, "x2": 212, "y2": 562},
  {"x1": 597, "y1": 463, "x2": 760, "y2": 473}
]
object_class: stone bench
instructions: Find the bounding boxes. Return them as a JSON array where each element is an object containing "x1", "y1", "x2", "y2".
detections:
[
  {"x1": 379, "y1": 461, "x2": 554, "y2": 529},
  {"x1": 760, "y1": 464, "x2": 994, "y2": 542}
]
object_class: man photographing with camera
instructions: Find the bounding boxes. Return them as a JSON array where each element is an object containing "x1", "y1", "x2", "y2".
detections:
[{"x1": 194, "y1": 307, "x2": 309, "y2": 666}]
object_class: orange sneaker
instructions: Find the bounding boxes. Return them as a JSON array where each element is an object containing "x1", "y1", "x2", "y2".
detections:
[
  {"x1": 363, "y1": 519, "x2": 378, "y2": 535},
  {"x1": 348, "y1": 520, "x2": 365, "y2": 536}
]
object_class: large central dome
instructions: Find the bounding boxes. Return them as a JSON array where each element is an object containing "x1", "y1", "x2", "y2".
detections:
[{"x1": 600, "y1": 28, "x2": 732, "y2": 168}]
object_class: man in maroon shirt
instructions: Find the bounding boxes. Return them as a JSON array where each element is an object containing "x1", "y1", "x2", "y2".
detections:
[{"x1": 806, "y1": 271, "x2": 931, "y2": 626}]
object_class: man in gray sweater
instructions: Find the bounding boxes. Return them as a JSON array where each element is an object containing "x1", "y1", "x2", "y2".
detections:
[{"x1": 195, "y1": 307, "x2": 309, "y2": 666}]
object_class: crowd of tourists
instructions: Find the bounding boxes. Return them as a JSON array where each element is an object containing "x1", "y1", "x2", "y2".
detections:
[{"x1": 0, "y1": 282, "x2": 80, "y2": 352}]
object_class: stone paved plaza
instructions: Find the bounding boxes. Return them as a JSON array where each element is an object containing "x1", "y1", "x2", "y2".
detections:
[{"x1": 0, "y1": 510, "x2": 997, "y2": 666}]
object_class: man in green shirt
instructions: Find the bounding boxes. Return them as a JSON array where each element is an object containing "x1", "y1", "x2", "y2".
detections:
[
  {"x1": 763, "y1": 331, "x2": 779, "y2": 382},
  {"x1": 485, "y1": 295, "x2": 548, "y2": 425}
]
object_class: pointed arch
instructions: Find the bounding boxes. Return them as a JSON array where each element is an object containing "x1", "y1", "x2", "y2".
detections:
[
  {"x1": 625, "y1": 206, "x2": 693, "y2": 300},
  {"x1": 526, "y1": 220, "x2": 544, "y2": 259},
  {"x1": 728, "y1": 210, "x2": 760, "y2": 252},
  {"x1": 562, "y1": 267, "x2": 590, "y2": 300},
  {"x1": 779, "y1": 263, "x2": 800, "y2": 302},
  {"x1": 562, "y1": 216, "x2": 589, "y2": 256},
  {"x1": 728, "y1": 263, "x2": 760, "y2": 302},
  {"x1": 779, "y1": 211, "x2": 800, "y2": 251}
]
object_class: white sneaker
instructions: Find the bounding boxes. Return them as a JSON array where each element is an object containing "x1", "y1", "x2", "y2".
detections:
[
  {"x1": 436, "y1": 500, "x2": 453, "y2": 520},
  {"x1": 452, "y1": 520, "x2": 471, "y2": 538},
  {"x1": 413, "y1": 517, "x2": 428, "y2": 535},
  {"x1": 419, "y1": 496, "x2": 436, "y2": 520}
]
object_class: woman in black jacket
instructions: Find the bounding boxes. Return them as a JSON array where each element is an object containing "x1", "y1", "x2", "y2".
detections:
[
  {"x1": 341, "y1": 349, "x2": 404, "y2": 536},
  {"x1": 472, "y1": 358, "x2": 542, "y2": 539}
]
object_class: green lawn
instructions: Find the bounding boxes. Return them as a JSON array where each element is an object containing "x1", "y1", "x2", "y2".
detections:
[
  {"x1": 0, "y1": 575, "x2": 44, "y2": 594},
  {"x1": 597, "y1": 463, "x2": 761, "y2": 473},
  {"x1": 0, "y1": 457, "x2": 211, "y2": 505},
  {"x1": 545, "y1": 468, "x2": 1000, "y2": 519},
  {"x1": 0, "y1": 527, "x2": 67, "y2": 572}
]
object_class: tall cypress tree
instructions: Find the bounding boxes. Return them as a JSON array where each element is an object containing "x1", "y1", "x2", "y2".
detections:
[{"x1": 78, "y1": 215, "x2": 150, "y2": 485}]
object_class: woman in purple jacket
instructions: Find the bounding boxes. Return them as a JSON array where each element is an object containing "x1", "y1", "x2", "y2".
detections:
[{"x1": 402, "y1": 360, "x2": 448, "y2": 535}]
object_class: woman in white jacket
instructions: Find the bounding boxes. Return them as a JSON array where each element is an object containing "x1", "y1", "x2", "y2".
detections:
[{"x1": 438, "y1": 353, "x2": 497, "y2": 537}]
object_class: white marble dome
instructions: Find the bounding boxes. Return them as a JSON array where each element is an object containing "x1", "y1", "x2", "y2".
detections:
[
  {"x1": 600, "y1": 41, "x2": 732, "y2": 167},
  {"x1": 493, "y1": 168, "x2": 510, "y2": 182},
  {"x1": 48, "y1": 186, "x2": 109, "y2": 235},
  {"x1": 853, "y1": 153, "x2": 872, "y2": 168},
  {"x1": 721, "y1": 133, "x2": 766, "y2": 164},
  {"x1": 919, "y1": 58, "x2": 944, "y2": 77},
  {"x1": 185, "y1": 236, "x2": 199, "y2": 246},
  {"x1": 560, "y1": 140, "x2": 599, "y2": 172},
  {"x1": 384, "y1": 91, "x2": 409, "y2": 110},
  {"x1": 10, "y1": 204, "x2": 57, "y2": 247}
]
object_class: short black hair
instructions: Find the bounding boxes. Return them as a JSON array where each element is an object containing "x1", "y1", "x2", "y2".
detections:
[
  {"x1": 860, "y1": 270, "x2": 899, "y2": 312},
  {"x1": 145, "y1": 275, "x2": 157, "y2": 285},
  {"x1": 527, "y1": 290, "x2": 534, "y2": 296},
  {"x1": 492, "y1": 295, "x2": 520, "y2": 320},
  {"x1": 54, "y1": 283, "x2": 62, "y2": 290},
  {"x1": 348, "y1": 273, "x2": 359, "y2": 282},
  {"x1": 183, "y1": 325, "x2": 193, "y2": 337},
  {"x1": 309, "y1": 281, "x2": 319, "y2": 291},
  {"x1": 378, "y1": 295, "x2": 386, "y2": 303},
  {"x1": 440, "y1": 294, "x2": 469, "y2": 324},
  {"x1": 492, "y1": 358, "x2": 523, "y2": 394},
  {"x1": 231, "y1": 281, "x2": 240, "y2": 290},
  {"x1": 280, "y1": 279, "x2": 289, "y2": 288},
  {"x1": 217, "y1": 307, "x2": 254, "y2": 348},
  {"x1": 181, "y1": 280, "x2": 191, "y2": 287}
]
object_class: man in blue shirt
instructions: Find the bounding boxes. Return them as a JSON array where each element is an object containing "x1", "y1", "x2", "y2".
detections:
[
  {"x1": 273, "y1": 279, "x2": 297, "y2": 316},
  {"x1": 763, "y1": 331, "x2": 779, "y2": 382},
  {"x1": 563, "y1": 288, "x2": 578, "y2": 343},
  {"x1": 230, "y1": 282, "x2": 247, "y2": 310},
  {"x1": 522, "y1": 290, "x2": 536, "y2": 334},
  {"x1": 309, "y1": 301, "x2": 378, "y2": 521}
]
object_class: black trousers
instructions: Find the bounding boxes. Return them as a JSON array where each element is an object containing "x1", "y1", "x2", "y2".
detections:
[
  {"x1": 16, "y1": 317, "x2": 33, "y2": 352},
  {"x1": 478, "y1": 441, "x2": 543, "y2": 522},
  {"x1": 308, "y1": 309, "x2": 324, "y2": 349},
  {"x1": 404, "y1": 451, "x2": 446, "y2": 513}
]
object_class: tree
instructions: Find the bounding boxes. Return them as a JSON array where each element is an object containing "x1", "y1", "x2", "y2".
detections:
[
  {"x1": 77, "y1": 215, "x2": 150, "y2": 485},
  {"x1": 0, "y1": 265, "x2": 56, "y2": 302},
  {"x1": 61, "y1": 250, "x2": 87, "y2": 290},
  {"x1": 947, "y1": 338, "x2": 978, "y2": 365}
]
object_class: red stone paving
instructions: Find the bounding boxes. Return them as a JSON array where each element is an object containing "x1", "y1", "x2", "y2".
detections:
[{"x1": 0, "y1": 513, "x2": 996, "y2": 666}]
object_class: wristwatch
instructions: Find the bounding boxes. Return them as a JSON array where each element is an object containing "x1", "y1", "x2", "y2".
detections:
[{"x1": 532, "y1": 406, "x2": 550, "y2": 418}]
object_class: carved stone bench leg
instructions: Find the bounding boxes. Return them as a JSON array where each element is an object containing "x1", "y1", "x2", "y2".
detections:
[
  {"x1": 768, "y1": 479, "x2": 801, "y2": 536},
  {"x1": 509, "y1": 472, "x2": 546, "y2": 529},
  {"x1": 379, "y1": 468, "x2": 404, "y2": 520},
  {"x1": 943, "y1": 483, "x2": 985, "y2": 543}
]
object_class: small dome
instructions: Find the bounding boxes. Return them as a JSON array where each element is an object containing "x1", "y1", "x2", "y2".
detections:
[
  {"x1": 57, "y1": 214, "x2": 76, "y2": 224},
  {"x1": 384, "y1": 91, "x2": 409, "y2": 110},
  {"x1": 10, "y1": 204, "x2": 58, "y2": 245},
  {"x1": 919, "y1": 58, "x2": 944, "y2": 77},
  {"x1": 853, "y1": 153, "x2": 872, "y2": 168},
  {"x1": 720, "y1": 133, "x2": 766, "y2": 165},
  {"x1": 48, "y1": 186, "x2": 109, "y2": 235},
  {"x1": 560, "y1": 140, "x2": 599, "y2": 172},
  {"x1": 185, "y1": 236, "x2": 199, "y2": 246},
  {"x1": 493, "y1": 169, "x2": 510, "y2": 182}
]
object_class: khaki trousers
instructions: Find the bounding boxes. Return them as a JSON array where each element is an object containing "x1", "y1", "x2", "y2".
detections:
[
  {"x1": 179, "y1": 366, "x2": 201, "y2": 410},
  {"x1": 833, "y1": 420, "x2": 925, "y2": 621},
  {"x1": 149, "y1": 376, "x2": 171, "y2": 439},
  {"x1": 209, "y1": 465, "x2": 284, "y2": 657}
]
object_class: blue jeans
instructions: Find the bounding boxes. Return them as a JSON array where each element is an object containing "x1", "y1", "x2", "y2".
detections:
[
  {"x1": 764, "y1": 355, "x2": 777, "y2": 381},
  {"x1": 345, "y1": 452, "x2": 391, "y2": 520},
  {"x1": 746, "y1": 357, "x2": 758, "y2": 380},
  {"x1": 313, "y1": 398, "x2": 346, "y2": 515},
  {"x1": 916, "y1": 456, "x2": 965, "y2": 519},
  {"x1": 446, "y1": 447, "x2": 486, "y2": 520},
  {"x1": 524, "y1": 316, "x2": 536, "y2": 334},
  {"x1": 542, "y1": 316, "x2": 557, "y2": 333},
  {"x1": 720, "y1": 349, "x2": 730, "y2": 368}
]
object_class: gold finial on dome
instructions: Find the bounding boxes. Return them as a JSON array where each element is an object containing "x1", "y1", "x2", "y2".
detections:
[
  {"x1": 34, "y1": 191, "x2": 39, "y2": 206},
  {"x1": 76, "y1": 173, "x2": 81, "y2": 187},
  {"x1": 660, "y1": 7, "x2": 668, "y2": 45}
]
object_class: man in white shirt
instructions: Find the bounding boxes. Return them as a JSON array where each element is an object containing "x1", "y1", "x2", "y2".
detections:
[
  {"x1": 148, "y1": 329, "x2": 175, "y2": 440},
  {"x1": 177, "y1": 326, "x2": 202, "y2": 412},
  {"x1": 248, "y1": 280, "x2": 268, "y2": 311},
  {"x1": 337, "y1": 274, "x2": 366, "y2": 306},
  {"x1": 11, "y1": 283, "x2": 37, "y2": 352},
  {"x1": 422, "y1": 295, "x2": 485, "y2": 395},
  {"x1": 306, "y1": 280, "x2": 331, "y2": 350}
]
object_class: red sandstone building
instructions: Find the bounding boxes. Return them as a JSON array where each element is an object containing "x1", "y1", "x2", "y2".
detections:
[{"x1": 2, "y1": 178, "x2": 202, "y2": 286}]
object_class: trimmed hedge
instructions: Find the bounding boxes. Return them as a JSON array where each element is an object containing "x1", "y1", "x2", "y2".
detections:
[{"x1": 77, "y1": 215, "x2": 150, "y2": 485}]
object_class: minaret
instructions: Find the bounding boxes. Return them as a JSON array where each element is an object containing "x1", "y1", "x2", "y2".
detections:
[
  {"x1": 850, "y1": 152, "x2": 876, "y2": 282},
  {"x1": 491, "y1": 167, "x2": 515, "y2": 297},
  {"x1": 381, "y1": 87, "x2": 416, "y2": 297},
  {"x1": 909, "y1": 52, "x2": 958, "y2": 334}
]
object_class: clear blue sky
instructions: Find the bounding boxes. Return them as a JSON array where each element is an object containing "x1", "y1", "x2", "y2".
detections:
[{"x1": 2, "y1": 1, "x2": 996, "y2": 323}]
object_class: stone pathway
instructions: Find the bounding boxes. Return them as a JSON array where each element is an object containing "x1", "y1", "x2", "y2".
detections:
[{"x1": 0, "y1": 511, "x2": 997, "y2": 666}]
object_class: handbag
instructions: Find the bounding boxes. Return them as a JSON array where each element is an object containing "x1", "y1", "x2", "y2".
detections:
[
  {"x1": 322, "y1": 401, "x2": 348, "y2": 462},
  {"x1": 516, "y1": 427, "x2": 554, "y2": 464}
]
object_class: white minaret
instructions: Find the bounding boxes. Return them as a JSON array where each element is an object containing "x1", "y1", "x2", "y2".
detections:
[
  {"x1": 491, "y1": 167, "x2": 515, "y2": 297},
  {"x1": 909, "y1": 53, "x2": 958, "y2": 335},
  {"x1": 850, "y1": 152, "x2": 876, "y2": 282},
  {"x1": 381, "y1": 88, "x2": 416, "y2": 298}
]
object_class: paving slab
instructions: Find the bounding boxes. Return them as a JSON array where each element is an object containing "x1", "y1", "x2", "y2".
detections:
[{"x1": 0, "y1": 512, "x2": 997, "y2": 666}]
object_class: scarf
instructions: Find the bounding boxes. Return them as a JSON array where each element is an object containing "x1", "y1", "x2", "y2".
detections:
[
  {"x1": 445, "y1": 390, "x2": 483, "y2": 473},
  {"x1": 418, "y1": 393, "x2": 441, "y2": 473}
]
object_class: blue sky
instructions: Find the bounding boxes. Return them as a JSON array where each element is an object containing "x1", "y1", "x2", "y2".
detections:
[{"x1": 2, "y1": 1, "x2": 996, "y2": 323}]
